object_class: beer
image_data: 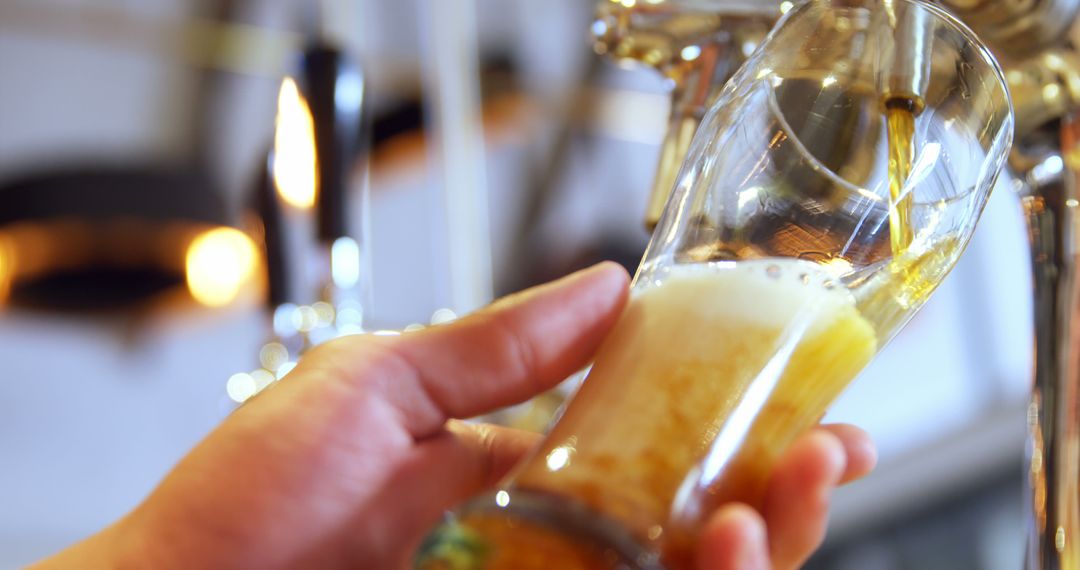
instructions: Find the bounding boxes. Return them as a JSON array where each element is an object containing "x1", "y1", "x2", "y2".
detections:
[
  {"x1": 885, "y1": 97, "x2": 920, "y2": 255},
  {"x1": 416, "y1": 259, "x2": 879, "y2": 569}
]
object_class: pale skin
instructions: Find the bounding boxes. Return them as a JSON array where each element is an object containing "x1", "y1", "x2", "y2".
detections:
[{"x1": 33, "y1": 262, "x2": 876, "y2": 569}]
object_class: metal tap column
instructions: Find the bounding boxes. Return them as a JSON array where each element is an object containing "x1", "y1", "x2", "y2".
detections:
[
  {"x1": 935, "y1": 0, "x2": 1080, "y2": 565},
  {"x1": 1018, "y1": 125, "x2": 1080, "y2": 570}
]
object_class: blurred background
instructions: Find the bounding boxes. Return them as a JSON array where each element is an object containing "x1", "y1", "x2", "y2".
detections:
[{"x1": 0, "y1": 1, "x2": 1034, "y2": 568}]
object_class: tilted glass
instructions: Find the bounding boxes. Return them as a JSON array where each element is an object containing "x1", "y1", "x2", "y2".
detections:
[{"x1": 416, "y1": 1, "x2": 1013, "y2": 568}]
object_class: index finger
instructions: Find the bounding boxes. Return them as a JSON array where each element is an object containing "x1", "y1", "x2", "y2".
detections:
[{"x1": 316, "y1": 262, "x2": 629, "y2": 439}]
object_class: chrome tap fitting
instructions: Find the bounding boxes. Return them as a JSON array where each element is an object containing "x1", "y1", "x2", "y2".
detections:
[{"x1": 592, "y1": 0, "x2": 778, "y2": 230}]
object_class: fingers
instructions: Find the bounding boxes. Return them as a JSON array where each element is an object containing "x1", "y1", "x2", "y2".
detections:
[
  {"x1": 697, "y1": 504, "x2": 770, "y2": 570},
  {"x1": 762, "y1": 430, "x2": 846, "y2": 570},
  {"x1": 380, "y1": 422, "x2": 540, "y2": 517},
  {"x1": 818, "y1": 424, "x2": 877, "y2": 484},
  {"x1": 359, "y1": 423, "x2": 541, "y2": 565},
  {"x1": 438, "y1": 421, "x2": 543, "y2": 488},
  {"x1": 366, "y1": 262, "x2": 629, "y2": 437}
]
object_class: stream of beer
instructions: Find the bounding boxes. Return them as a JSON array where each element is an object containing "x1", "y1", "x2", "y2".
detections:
[{"x1": 885, "y1": 97, "x2": 918, "y2": 256}]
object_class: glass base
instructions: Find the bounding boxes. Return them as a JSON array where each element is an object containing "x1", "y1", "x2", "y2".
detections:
[{"x1": 414, "y1": 489, "x2": 664, "y2": 570}]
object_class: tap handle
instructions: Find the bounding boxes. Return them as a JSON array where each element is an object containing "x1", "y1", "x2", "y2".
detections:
[{"x1": 300, "y1": 43, "x2": 367, "y2": 244}]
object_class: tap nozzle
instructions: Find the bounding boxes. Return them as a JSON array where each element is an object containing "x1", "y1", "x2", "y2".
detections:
[{"x1": 879, "y1": 1, "x2": 934, "y2": 112}]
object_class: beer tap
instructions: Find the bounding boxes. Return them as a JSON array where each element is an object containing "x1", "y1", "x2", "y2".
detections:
[
  {"x1": 592, "y1": 0, "x2": 779, "y2": 230},
  {"x1": 299, "y1": 41, "x2": 369, "y2": 325},
  {"x1": 933, "y1": 1, "x2": 1080, "y2": 566},
  {"x1": 227, "y1": 37, "x2": 369, "y2": 404}
]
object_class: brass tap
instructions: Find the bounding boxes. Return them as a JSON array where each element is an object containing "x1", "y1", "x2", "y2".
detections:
[
  {"x1": 939, "y1": 0, "x2": 1080, "y2": 57},
  {"x1": 592, "y1": 0, "x2": 778, "y2": 230},
  {"x1": 1006, "y1": 49, "x2": 1080, "y2": 143}
]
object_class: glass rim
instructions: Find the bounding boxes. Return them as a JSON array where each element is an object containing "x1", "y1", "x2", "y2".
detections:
[
  {"x1": 779, "y1": 0, "x2": 1014, "y2": 113},
  {"x1": 765, "y1": 0, "x2": 1015, "y2": 206}
]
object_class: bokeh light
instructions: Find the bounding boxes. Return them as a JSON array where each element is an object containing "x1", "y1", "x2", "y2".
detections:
[
  {"x1": 185, "y1": 227, "x2": 259, "y2": 307},
  {"x1": 331, "y1": 236, "x2": 361, "y2": 289},
  {"x1": 226, "y1": 373, "x2": 258, "y2": 403},
  {"x1": 430, "y1": 308, "x2": 458, "y2": 325},
  {"x1": 258, "y1": 342, "x2": 289, "y2": 371},
  {"x1": 273, "y1": 77, "x2": 318, "y2": 209}
]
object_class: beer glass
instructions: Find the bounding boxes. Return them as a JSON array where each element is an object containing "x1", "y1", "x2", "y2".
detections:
[{"x1": 416, "y1": 1, "x2": 1013, "y2": 568}]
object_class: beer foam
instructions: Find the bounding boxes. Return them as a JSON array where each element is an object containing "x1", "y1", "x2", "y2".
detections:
[{"x1": 635, "y1": 259, "x2": 859, "y2": 334}]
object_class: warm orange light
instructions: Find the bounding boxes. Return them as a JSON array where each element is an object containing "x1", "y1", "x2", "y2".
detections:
[
  {"x1": 0, "y1": 233, "x2": 13, "y2": 304},
  {"x1": 273, "y1": 77, "x2": 319, "y2": 209},
  {"x1": 185, "y1": 227, "x2": 259, "y2": 307}
]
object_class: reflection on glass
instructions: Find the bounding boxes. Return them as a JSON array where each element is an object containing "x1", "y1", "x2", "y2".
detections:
[
  {"x1": 416, "y1": 1, "x2": 1013, "y2": 568},
  {"x1": 273, "y1": 77, "x2": 319, "y2": 210}
]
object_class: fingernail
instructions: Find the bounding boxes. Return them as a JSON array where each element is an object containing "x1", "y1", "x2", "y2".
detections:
[
  {"x1": 858, "y1": 437, "x2": 879, "y2": 471},
  {"x1": 559, "y1": 262, "x2": 629, "y2": 297},
  {"x1": 574, "y1": 261, "x2": 628, "y2": 283},
  {"x1": 815, "y1": 431, "x2": 847, "y2": 485},
  {"x1": 740, "y1": 512, "x2": 770, "y2": 570}
]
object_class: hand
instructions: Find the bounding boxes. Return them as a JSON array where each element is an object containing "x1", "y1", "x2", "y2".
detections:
[{"x1": 34, "y1": 263, "x2": 876, "y2": 570}]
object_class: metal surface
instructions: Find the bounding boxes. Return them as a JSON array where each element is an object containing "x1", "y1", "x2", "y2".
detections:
[
  {"x1": 962, "y1": 2, "x2": 1080, "y2": 565},
  {"x1": 1006, "y1": 49, "x2": 1080, "y2": 142},
  {"x1": 643, "y1": 18, "x2": 770, "y2": 230},
  {"x1": 881, "y1": 1, "x2": 934, "y2": 108},
  {"x1": 300, "y1": 45, "x2": 366, "y2": 244},
  {"x1": 231, "y1": 41, "x2": 371, "y2": 402},
  {"x1": 939, "y1": 0, "x2": 1080, "y2": 57},
  {"x1": 1019, "y1": 126, "x2": 1080, "y2": 570},
  {"x1": 592, "y1": 0, "x2": 776, "y2": 230}
]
